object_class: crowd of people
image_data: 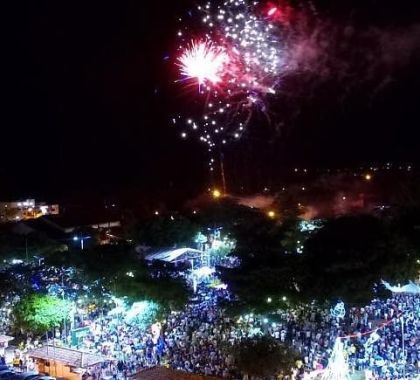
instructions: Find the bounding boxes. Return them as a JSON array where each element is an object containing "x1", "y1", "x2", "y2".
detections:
[
  {"x1": 0, "y1": 262, "x2": 418, "y2": 379},
  {"x1": 266, "y1": 294, "x2": 419, "y2": 379},
  {"x1": 76, "y1": 286, "x2": 419, "y2": 380}
]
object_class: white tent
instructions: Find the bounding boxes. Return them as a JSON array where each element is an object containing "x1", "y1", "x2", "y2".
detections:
[
  {"x1": 403, "y1": 282, "x2": 420, "y2": 294},
  {"x1": 145, "y1": 248, "x2": 203, "y2": 263},
  {"x1": 382, "y1": 280, "x2": 420, "y2": 294}
]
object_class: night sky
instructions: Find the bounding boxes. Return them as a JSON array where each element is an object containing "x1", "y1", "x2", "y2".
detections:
[{"x1": 2, "y1": 0, "x2": 420, "y2": 200}]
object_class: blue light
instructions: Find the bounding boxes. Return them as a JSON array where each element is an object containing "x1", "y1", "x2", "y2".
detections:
[{"x1": 73, "y1": 236, "x2": 79, "y2": 241}]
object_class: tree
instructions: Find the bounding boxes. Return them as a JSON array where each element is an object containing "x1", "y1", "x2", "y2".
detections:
[
  {"x1": 229, "y1": 336, "x2": 299, "y2": 379},
  {"x1": 129, "y1": 215, "x2": 197, "y2": 247},
  {"x1": 273, "y1": 191, "x2": 301, "y2": 221},
  {"x1": 0, "y1": 271, "x2": 20, "y2": 297},
  {"x1": 195, "y1": 199, "x2": 263, "y2": 233},
  {"x1": 124, "y1": 300, "x2": 160, "y2": 328},
  {"x1": 221, "y1": 257, "x2": 298, "y2": 314},
  {"x1": 220, "y1": 215, "x2": 299, "y2": 313},
  {"x1": 0, "y1": 230, "x2": 66, "y2": 262},
  {"x1": 223, "y1": 210, "x2": 418, "y2": 312},
  {"x1": 13, "y1": 294, "x2": 71, "y2": 334},
  {"x1": 113, "y1": 270, "x2": 190, "y2": 312},
  {"x1": 47, "y1": 244, "x2": 191, "y2": 313},
  {"x1": 280, "y1": 217, "x2": 304, "y2": 254},
  {"x1": 299, "y1": 214, "x2": 418, "y2": 305},
  {"x1": 393, "y1": 205, "x2": 420, "y2": 257}
]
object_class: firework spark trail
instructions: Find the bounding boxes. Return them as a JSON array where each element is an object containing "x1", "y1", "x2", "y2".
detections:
[
  {"x1": 174, "y1": 0, "x2": 419, "y2": 174},
  {"x1": 175, "y1": 0, "x2": 286, "y2": 172}
]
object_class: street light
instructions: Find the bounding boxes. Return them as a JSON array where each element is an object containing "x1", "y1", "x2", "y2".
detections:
[
  {"x1": 267, "y1": 210, "x2": 276, "y2": 219},
  {"x1": 73, "y1": 235, "x2": 91, "y2": 250},
  {"x1": 212, "y1": 189, "x2": 221, "y2": 199}
]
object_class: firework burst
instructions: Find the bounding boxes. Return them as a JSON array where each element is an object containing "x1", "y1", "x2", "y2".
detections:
[
  {"x1": 178, "y1": 41, "x2": 228, "y2": 87},
  {"x1": 175, "y1": 0, "x2": 289, "y2": 172}
]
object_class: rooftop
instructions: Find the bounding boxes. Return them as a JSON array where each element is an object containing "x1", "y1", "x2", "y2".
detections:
[
  {"x1": 27, "y1": 346, "x2": 107, "y2": 368},
  {"x1": 131, "y1": 367, "x2": 222, "y2": 380},
  {"x1": 0, "y1": 335, "x2": 14, "y2": 343},
  {"x1": 145, "y1": 248, "x2": 203, "y2": 263},
  {"x1": 42, "y1": 214, "x2": 120, "y2": 230}
]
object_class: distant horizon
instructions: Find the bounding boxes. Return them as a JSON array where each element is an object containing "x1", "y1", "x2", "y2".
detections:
[{"x1": 1, "y1": 162, "x2": 417, "y2": 215}]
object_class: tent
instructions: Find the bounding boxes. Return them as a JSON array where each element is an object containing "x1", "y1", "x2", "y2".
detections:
[
  {"x1": 402, "y1": 282, "x2": 420, "y2": 294},
  {"x1": 382, "y1": 280, "x2": 420, "y2": 294},
  {"x1": 145, "y1": 248, "x2": 203, "y2": 263}
]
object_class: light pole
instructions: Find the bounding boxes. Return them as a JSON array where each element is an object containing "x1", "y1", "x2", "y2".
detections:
[
  {"x1": 190, "y1": 259, "x2": 197, "y2": 293},
  {"x1": 401, "y1": 315, "x2": 406, "y2": 380},
  {"x1": 73, "y1": 235, "x2": 90, "y2": 250},
  {"x1": 61, "y1": 269, "x2": 67, "y2": 342},
  {"x1": 25, "y1": 237, "x2": 29, "y2": 262}
]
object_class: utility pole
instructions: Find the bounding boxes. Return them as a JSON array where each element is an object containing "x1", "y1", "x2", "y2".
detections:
[
  {"x1": 25, "y1": 237, "x2": 28, "y2": 262},
  {"x1": 62, "y1": 269, "x2": 67, "y2": 343}
]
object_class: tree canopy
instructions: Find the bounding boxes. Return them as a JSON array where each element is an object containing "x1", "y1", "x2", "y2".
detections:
[
  {"x1": 220, "y1": 212, "x2": 300, "y2": 313},
  {"x1": 299, "y1": 214, "x2": 418, "y2": 305},
  {"x1": 127, "y1": 215, "x2": 197, "y2": 248},
  {"x1": 229, "y1": 336, "x2": 299, "y2": 379},
  {"x1": 14, "y1": 294, "x2": 71, "y2": 333},
  {"x1": 0, "y1": 271, "x2": 20, "y2": 297},
  {"x1": 0, "y1": 230, "x2": 65, "y2": 262},
  {"x1": 113, "y1": 271, "x2": 189, "y2": 312},
  {"x1": 45, "y1": 244, "x2": 190, "y2": 311},
  {"x1": 222, "y1": 211, "x2": 418, "y2": 312},
  {"x1": 195, "y1": 199, "x2": 264, "y2": 232}
]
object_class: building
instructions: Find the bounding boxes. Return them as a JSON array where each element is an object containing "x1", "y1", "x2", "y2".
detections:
[
  {"x1": 27, "y1": 345, "x2": 107, "y2": 380},
  {"x1": 41, "y1": 215, "x2": 120, "y2": 235},
  {"x1": 6, "y1": 212, "x2": 122, "y2": 248},
  {"x1": 0, "y1": 199, "x2": 59, "y2": 223},
  {"x1": 131, "y1": 367, "x2": 222, "y2": 380}
]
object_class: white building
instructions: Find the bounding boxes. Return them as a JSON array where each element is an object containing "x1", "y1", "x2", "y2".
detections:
[{"x1": 0, "y1": 199, "x2": 59, "y2": 223}]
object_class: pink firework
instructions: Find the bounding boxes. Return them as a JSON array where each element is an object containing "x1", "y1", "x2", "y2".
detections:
[{"x1": 178, "y1": 41, "x2": 228, "y2": 88}]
